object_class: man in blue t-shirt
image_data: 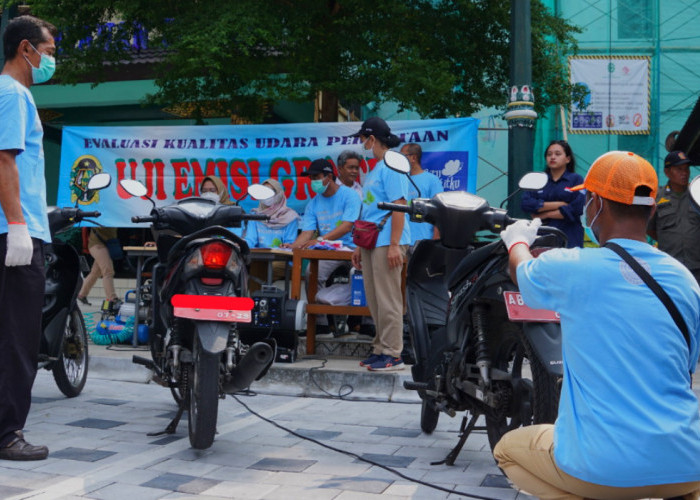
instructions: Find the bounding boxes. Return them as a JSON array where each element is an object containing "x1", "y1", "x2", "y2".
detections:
[
  {"x1": 401, "y1": 143, "x2": 443, "y2": 244},
  {"x1": 0, "y1": 15, "x2": 57, "y2": 461},
  {"x1": 288, "y1": 159, "x2": 361, "y2": 332},
  {"x1": 496, "y1": 151, "x2": 700, "y2": 499},
  {"x1": 290, "y1": 159, "x2": 360, "y2": 250}
]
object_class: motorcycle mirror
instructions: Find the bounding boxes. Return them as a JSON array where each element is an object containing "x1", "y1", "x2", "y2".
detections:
[
  {"x1": 384, "y1": 149, "x2": 422, "y2": 197},
  {"x1": 87, "y1": 173, "x2": 112, "y2": 191},
  {"x1": 500, "y1": 171, "x2": 549, "y2": 209},
  {"x1": 248, "y1": 183, "x2": 275, "y2": 201},
  {"x1": 120, "y1": 179, "x2": 148, "y2": 198},
  {"x1": 384, "y1": 150, "x2": 411, "y2": 174},
  {"x1": 689, "y1": 175, "x2": 700, "y2": 210},
  {"x1": 518, "y1": 172, "x2": 548, "y2": 191}
]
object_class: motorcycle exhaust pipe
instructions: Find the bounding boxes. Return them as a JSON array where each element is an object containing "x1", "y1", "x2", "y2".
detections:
[{"x1": 223, "y1": 342, "x2": 274, "y2": 394}]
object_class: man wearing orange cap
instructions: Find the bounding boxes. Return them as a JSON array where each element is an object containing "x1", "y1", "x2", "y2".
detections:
[{"x1": 495, "y1": 151, "x2": 700, "y2": 499}]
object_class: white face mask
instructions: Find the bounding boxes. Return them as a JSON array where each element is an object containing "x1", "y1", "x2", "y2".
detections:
[
  {"x1": 200, "y1": 191, "x2": 220, "y2": 202},
  {"x1": 361, "y1": 138, "x2": 374, "y2": 164},
  {"x1": 261, "y1": 193, "x2": 279, "y2": 207}
]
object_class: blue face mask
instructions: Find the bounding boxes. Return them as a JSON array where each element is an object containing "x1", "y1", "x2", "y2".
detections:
[
  {"x1": 25, "y1": 43, "x2": 56, "y2": 84},
  {"x1": 581, "y1": 195, "x2": 603, "y2": 245},
  {"x1": 311, "y1": 179, "x2": 328, "y2": 194}
]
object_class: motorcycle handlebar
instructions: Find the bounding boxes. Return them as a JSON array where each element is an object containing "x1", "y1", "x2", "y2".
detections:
[
  {"x1": 377, "y1": 202, "x2": 411, "y2": 213},
  {"x1": 243, "y1": 214, "x2": 270, "y2": 221},
  {"x1": 132, "y1": 215, "x2": 156, "y2": 223},
  {"x1": 537, "y1": 224, "x2": 568, "y2": 243},
  {"x1": 79, "y1": 211, "x2": 101, "y2": 218}
]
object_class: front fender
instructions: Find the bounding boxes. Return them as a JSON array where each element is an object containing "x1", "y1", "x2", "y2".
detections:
[
  {"x1": 194, "y1": 321, "x2": 229, "y2": 354},
  {"x1": 522, "y1": 322, "x2": 563, "y2": 377}
]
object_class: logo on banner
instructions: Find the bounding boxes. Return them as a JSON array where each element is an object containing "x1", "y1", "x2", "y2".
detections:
[
  {"x1": 71, "y1": 155, "x2": 103, "y2": 205},
  {"x1": 424, "y1": 151, "x2": 468, "y2": 191}
]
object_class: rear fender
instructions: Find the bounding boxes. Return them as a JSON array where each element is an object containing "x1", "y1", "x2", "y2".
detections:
[
  {"x1": 521, "y1": 322, "x2": 563, "y2": 377},
  {"x1": 194, "y1": 321, "x2": 229, "y2": 354}
]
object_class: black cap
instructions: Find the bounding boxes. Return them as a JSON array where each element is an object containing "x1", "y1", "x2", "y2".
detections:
[
  {"x1": 300, "y1": 159, "x2": 334, "y2": 176},
  {"x1": 349, "y1": 116, "x2": 391, "y2": 138},
  {"x1": 664, "y1": 150, "x2": 691, "y2": 168}
]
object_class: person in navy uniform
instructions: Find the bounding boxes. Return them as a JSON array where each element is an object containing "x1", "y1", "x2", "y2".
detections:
[{"x1": 521, "y1": 140, "x2": 584, "y2": 248}]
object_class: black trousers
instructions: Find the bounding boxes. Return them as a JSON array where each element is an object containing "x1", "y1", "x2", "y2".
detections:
[{"x1": 0, "y1": 236, "x2": 45, "y2": 447}]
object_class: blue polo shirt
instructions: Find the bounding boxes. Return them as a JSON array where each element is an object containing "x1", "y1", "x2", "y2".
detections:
[
  {"x1": 0, "y1": 76, "x2": 50, "y2": 242},
  {"x1": 407, "y1": 170, "x2": 443, "y2": 243},
  {"x1": 301, "y1": 184, "x2": 360, "y2": 248},
  {"x1": 517, "y1": 239, "x2": 700, "y2": 486},
  {"x1": 521, "y1": 170, "x2": 584, "y2": 248},
  {"x1": 360, "y1": 159, "x2": 410, "y2": 247},
  {"x1": 245, "y1": 219, "x2": 298, "y2": 248}
]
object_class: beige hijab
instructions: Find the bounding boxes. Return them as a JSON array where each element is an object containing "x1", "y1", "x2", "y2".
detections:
[
  {"x1": 200, "y1": 175, "x2": 233, "y2": 205},
  {"x1": 254, "y1": 179, "x2": 299, "y2": 229}
]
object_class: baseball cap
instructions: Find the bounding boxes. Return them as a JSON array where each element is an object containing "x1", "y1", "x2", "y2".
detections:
[
  {"x1": 300, "y1": 159, "x2": 334, "y2": 177},
  {"x1": 664, "y1": 150, "x2": 691, "y2": 168},
  {"x1": 569, "y1": 151, "x2": 657, "y2": 205},
  {"x1": 349, "y1": 117, "x2": 391, "y2": 138}
]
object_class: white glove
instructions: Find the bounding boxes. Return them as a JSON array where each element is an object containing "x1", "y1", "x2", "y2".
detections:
[
  {"x1": 6, "y1": 223, "x2": 33, "y2": 266},
  {"x1": 500, "y1": 218, "x2": 542, "y2": 253}
]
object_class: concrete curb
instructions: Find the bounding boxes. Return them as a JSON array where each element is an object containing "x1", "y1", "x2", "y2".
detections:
[{"x1": 87, "y1": 351, "x2": 421, "y2": 404}]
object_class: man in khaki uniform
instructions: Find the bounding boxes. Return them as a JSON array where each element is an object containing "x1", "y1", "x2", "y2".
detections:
[{"x1": 647, "y1": 150, "x2": 700, "y2": 284}]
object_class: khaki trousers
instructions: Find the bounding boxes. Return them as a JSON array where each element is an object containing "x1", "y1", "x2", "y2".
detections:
[
  {"x1": 494, "y1": 424, "x2": 700, "y2": 500},
  {"x1": 79, "y1": 242, "x2": 117, "y2": 301},
  {"x1": 360, "y1": 245, "x2": 407, "y2": 358}
]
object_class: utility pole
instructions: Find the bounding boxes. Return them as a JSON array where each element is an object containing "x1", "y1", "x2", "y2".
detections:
[{"x1": 504, "y1": 0, "x2": 537, "y2": 217}]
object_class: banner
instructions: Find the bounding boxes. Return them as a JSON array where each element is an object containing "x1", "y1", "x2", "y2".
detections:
[
  {"x1": 57, "y1": 118, "x2": 479, "y2": 227},
  {"x1": 569, "y1": 56, "x2": 650, "y2": 135}
]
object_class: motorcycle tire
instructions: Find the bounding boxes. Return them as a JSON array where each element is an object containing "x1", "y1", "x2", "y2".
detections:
[
  {"x1": 485, "y1": 327, "x2": 559, "y2": 452},
  {"x1": 187, "y1": 335, "x2": 220, "y2": 449},
  {"x1": 420, "y1": 399, "x2": 440, "y2": 434},
  {"x1": 52, "y1": 307, "x2": 89, "y2": 398}
]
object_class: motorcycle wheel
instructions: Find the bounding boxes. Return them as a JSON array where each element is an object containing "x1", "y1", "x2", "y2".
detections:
[
  {"x1": 485, "y1": 328, "x2": 559, "y2": 452},
  {"x1": 187, "y1": 335, "x2": 220, "y2": 449},
  {"x1": 52, "y1": 307, "x2": 89, "y2": 398},
  {"x1": 420, "y1": 399, "x2": 440, "y2": 434}
]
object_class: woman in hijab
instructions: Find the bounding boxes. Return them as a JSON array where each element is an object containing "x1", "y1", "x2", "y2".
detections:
[
  {"x1": 245, "y1": 179, "x2": 299, "y2": 291},
  {"x1": 245, "y1": 179, "x2": 299, "y2": 248},
  {"x1": 200, "y1": 175, "x2": 233, "y2": 205}
]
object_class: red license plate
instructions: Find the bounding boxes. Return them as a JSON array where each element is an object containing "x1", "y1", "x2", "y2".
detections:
[
  {"x1": 503, "y1": 291, "x2": 560, "y2": 323},
  {"x1": 171, "y1": 294, "x2": 254, "y2": 323}
]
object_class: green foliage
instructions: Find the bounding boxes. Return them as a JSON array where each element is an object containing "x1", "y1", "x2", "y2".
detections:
[{"x1": 11, "y1": 0, "x2": 582, "y2": 121}]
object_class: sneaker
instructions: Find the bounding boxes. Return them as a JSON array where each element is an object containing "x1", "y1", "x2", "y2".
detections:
[
  {"x1": 77, "y1": 296, "x2": 91, "y2": 306},
  {"x1": 359, "y1": 353, "x2": 381, "y2": 367},
  {"x1": 367, "y1": 354, "x2": 405, "y2": 372}
]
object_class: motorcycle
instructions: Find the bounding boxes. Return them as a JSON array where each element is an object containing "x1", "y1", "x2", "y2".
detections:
[
  {"x1": 379, "y1": 151, "x2": 566, "y2": 464},
  {"x1": 121, "y1": 180, "x2": 277, "y2": 449},
  {"x1": 41, "y1": 172, "x2": 111, "y2": 397}
]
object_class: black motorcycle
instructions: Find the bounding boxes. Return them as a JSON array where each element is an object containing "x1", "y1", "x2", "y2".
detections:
[
  {"x1": 41, "y1": 172, "x2": 111, "y2": 397},
  {"x1": 380, "y1": 151, "x2": 566, "y2": 464},
  {"x1": 122, "y1": 180, "x2": 277, "y2": 449}
]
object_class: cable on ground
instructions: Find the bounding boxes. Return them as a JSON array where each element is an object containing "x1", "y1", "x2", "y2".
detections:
[{"x1": 231, "y1": 394, "x2": 504, "y2": 500}]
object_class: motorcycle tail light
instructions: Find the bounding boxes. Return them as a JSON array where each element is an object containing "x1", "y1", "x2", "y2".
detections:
[
  {"x1": 201, "y1": 241, "x2": 232, "y2": 270},
  {"x1": 201, "y1": 277, "x2": 223, "y2": 285}
]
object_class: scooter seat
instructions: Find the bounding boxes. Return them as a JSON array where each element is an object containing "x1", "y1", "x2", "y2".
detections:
[{"x1": 447, "y1": 240, "x2": 502, "y2": 291}]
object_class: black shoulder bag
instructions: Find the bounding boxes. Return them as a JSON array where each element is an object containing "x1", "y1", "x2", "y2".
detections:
[{"x1": 605, "y1": 242, "x2": 692, "y2": 383}]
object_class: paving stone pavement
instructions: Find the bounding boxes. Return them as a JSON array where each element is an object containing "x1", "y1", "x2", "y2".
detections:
[{"x1": 0, "y1": 371, "x2": 537, "y2": 500}]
